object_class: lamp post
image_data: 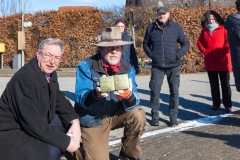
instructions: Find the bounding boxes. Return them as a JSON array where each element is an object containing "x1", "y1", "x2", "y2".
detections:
[{"x1": 21, "y1": 0, "x2": 24, "y2": 67}]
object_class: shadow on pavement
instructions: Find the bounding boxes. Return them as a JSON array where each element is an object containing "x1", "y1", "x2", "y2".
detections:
[
  {"x1": 191, "y1": 94, "x2": 240, "y2": 108},
  {"x1": 137, "y1": 88, "x2": 240, "y2": 126},
  {"x1": 182, "y1": 116, "x2": 240, "y2": 149}
]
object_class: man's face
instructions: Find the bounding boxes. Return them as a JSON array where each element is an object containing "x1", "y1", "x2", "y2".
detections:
[
  {"x1": 101, "y1": 46, "x2": 122, "y2": 65},
  {"x1": 157, "y1": 12, "x2": 170, "y2": 24},
  {"x1": 36, "y1": 44, "x2": 62, "y2": 74}
]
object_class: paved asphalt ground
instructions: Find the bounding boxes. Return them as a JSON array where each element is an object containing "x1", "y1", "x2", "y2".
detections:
[{"x1": 0, "y1": 68, "x2": 240, "y2": 159}]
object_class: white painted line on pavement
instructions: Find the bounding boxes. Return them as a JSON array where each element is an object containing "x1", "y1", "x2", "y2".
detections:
[{"x1": 109, "y1": 114, "x2": 232, "y2": 146}]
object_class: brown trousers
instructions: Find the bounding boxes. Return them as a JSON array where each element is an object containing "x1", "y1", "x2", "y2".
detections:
[{"x1": 80, "y1": 106, "x2": 146, "y2": 160}]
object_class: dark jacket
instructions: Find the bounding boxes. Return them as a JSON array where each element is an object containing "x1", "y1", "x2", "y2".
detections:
[
  {"x1": 224, "y1": 12, "x2": 240, "y2": 68},
  {"x1": 0, "y1": 57, "x2": 79, "y2": 160},
  {"x1": 143, "y1": 20, "x2": 190, "y2": 68},
  {"x1": 74, "y1": 54, "x2": 140, "y2": 127},
  {"x1": 224, "y1": 12, "x2": 240, "y2": 91},
  {"x1": 122, "y1": 31, "x2": 139, "y2": 72}
]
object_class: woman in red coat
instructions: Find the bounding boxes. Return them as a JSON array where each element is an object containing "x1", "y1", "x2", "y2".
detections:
[{"x1": 197, "y1": 10, "x2": 232, "y2": 112}]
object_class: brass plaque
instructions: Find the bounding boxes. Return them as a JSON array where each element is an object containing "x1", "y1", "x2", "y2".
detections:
[
  {"x1": 100, "y1": 76, "x2": 115, "y2": 92},
  {"x1": 99, "y1": 74, "x2": 129, "y2": 92},
  {"x1": 114, "y1": 74, "x2": 129, "y2": 90}
]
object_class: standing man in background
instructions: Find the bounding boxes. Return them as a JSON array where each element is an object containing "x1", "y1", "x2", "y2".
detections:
[
  {"x1": 143, "y1": 6, "x2": 190, "y2": 126},
  {"x1": 224, "y1": 0, "x2": 240, "y2": 92}
]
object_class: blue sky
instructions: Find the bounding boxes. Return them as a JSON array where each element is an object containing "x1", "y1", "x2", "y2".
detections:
[{"x1": 26, "y1": 0, "x2": 126, "y2": 13}]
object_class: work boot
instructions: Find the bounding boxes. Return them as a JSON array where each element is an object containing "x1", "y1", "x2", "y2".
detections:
[
  {"x1": 169, "y1": 118, "x2": 178, "y2": 127},
  {"x1": 151, "y1": 119, "x2": 159, "y2": 126},
  {"x1": 169, "y1": 122, "x2": 178, "y2": 127},
  {"x1": 151, "y1": 113, "x2": 159, "y2": 126}
]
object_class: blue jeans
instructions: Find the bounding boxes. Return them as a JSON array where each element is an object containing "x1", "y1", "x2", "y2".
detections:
[{"x1": 149, "y1": 66, "x2": 180, "y2": 124}]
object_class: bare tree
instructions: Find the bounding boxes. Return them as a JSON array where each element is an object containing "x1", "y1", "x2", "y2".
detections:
[{"x1": 0, "y1": 0, "x2": 31, "y2": 17}]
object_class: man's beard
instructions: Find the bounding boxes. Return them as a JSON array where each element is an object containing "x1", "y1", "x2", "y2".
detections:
[{"x1": 104, "y1": 57, "x2": 120, "y2": 65}]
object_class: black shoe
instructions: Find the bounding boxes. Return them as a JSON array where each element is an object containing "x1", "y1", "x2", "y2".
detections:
[
  {"x1": 169, "y1": 121, "x2": 178, "y2": 127},
  {"x1": 225, "y1": 108, "x2": 232, "y2": 113},
  {"x1": 151, "y1": 119, "x2": 159, "y2": 126},
  {"x1": 211, "y1": 106, "x2": 220, "y2": 110}
]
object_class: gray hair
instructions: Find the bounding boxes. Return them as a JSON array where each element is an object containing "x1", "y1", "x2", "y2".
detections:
[{"x1": 38, "y1": 38, "x2": 64, "y2": 53}]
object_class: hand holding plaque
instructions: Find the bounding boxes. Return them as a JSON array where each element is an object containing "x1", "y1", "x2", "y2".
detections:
[
  {"x1": 95, "y1": 75, "x2": 109, "y2": 98},
  {"x1": 114, "y1": 78, "x2": 133, "y2": 100},
  {"x1": 99, "y1": 74, "x2": 130, "y2": 92}
]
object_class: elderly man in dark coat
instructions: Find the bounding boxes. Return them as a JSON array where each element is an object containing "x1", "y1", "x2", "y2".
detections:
[{"x1": 0, "y1": 38, "x2": 81, "y2": 160}]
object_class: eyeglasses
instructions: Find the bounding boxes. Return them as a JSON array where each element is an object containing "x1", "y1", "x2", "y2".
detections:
[
  {"x1": 39, "y1": 51, "x2": 61, "y2": 63},
  {"x1": 116, "y1": 25, "x2": 125, "y2": 28},
  {"x1": 104, "y1": 46, "x2": 122, "y2": 52}
]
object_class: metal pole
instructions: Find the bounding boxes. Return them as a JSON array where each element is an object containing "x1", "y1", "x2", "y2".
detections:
[
  {"x1": 131, "y1": 10, "x2": 136, "y2": 48},
  {"x1": 21, "y1": 0, "x2": 24, "y2": 67},
  {"x1": 1, "y1": 53, "x2": 3, "y2": 69}
]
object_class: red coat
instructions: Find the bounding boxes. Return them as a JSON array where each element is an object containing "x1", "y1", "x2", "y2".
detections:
[{"x1": 197, "y1": 25, "x2": 232, "y2": 71}]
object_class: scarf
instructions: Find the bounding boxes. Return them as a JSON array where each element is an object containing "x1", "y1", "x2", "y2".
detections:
[
  {"x1": 207, "y1": 23, "x2": 219, "y2": 34},
  {"x1": 102, "y1": 59, "x2": 121, "y2": 73}
]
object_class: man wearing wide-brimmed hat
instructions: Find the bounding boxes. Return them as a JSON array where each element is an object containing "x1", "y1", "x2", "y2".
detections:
[{"x1": 74, "y1": 27, "x2": 146, "y2": 160}]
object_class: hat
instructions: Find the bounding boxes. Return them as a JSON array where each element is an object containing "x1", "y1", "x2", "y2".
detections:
[
  {"x1": 92, "y1": 27, "x2": 133, "y2": 47},
  {"x1": 115, "y1": 18, "x2": 126, "y2": 26},
  {"x1": 157, "y1": 7, "x2": 169, "y2": 13}
]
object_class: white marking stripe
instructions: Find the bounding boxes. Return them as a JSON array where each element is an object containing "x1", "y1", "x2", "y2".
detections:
[{"x1": 109, "y1": 114, "x2": 232, "y2": 146}]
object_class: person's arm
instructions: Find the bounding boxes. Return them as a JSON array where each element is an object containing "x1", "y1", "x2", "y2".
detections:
[
  {"x1": 143, "y1": 25, "x2": 152, "y2": 58},
  {"x1": 222, "y1": 28, "x2": 230, "y2": 54},
  {"x1": 176, "y1": 23, "x2": 190, "y2": 59},
  {"x1": 66, "y1": 119, "x2": 81, "y2": 153},
  {"x1": 55, "y1": 82, "x2": 79, "y2": 126},
  {"x1": 11, "y1": 77, "x2": 71, "y2": 151},
  {"x1": 121, "y1": 67, "x2": 140, "y2": 111},
  {"x1": 130, "y1": 44, "x2": 139, "y2": 74},
  {"x1": 197, "y1": 29, "x2": 207, "y2": 55},
  {"x1": 75, "y1": 60, "x2": 101, "y2": 108},
  {"x1": 54, "y1": 80, "x2": 81, "y2": 152}
]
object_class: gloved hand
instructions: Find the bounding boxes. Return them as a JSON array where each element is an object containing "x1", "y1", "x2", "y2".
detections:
[
  {"x1": 114, "y1": 78, "x2": 133, "y2": 100},
  {"x1": 95, "y1": 76, "x2": 109, "y2": 98}
]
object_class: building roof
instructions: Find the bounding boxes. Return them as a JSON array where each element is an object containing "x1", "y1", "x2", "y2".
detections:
[{"x1": 58, "y1": 6, "x2": 94, "y2": 12}]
